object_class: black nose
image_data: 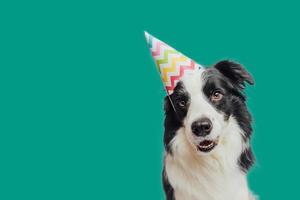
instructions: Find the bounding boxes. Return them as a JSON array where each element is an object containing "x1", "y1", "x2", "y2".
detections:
[{"x1": 191, "y1": 118, "x2": 212, "y2": 136}]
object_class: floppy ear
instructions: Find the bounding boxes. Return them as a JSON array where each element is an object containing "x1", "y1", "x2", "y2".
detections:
[{"x1": 214, "y1": 60, "x2": 254, "y2": 89}]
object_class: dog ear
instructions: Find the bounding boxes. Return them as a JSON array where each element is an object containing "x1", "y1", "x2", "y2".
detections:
[{"x1": 214, "y1": 60, "x2": 254, "y2": 89}]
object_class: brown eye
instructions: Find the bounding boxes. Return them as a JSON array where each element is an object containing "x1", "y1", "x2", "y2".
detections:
[
  {"x1": 211, "y1": 91, "x2": 223, "y2": 101},
  {"x1": 177, "y1": 100, "x2": 186, "y2": 108}
]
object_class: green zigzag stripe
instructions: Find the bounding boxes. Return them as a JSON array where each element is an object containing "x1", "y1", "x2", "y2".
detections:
[{"x1": 155, "y1": 49, "x2": 178, "y2": 66}]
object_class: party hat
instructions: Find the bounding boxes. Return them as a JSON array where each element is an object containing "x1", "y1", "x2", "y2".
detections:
[{"x1": 144, "y1": 31, "x2": 202, "y2": 95}]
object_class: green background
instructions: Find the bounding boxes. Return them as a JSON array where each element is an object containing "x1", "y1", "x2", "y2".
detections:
[{"x1": 1, "y1": 0, "x2": 299, "y2": 199}]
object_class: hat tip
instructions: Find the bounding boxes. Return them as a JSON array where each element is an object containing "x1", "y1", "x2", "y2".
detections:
[
  {"x1": 144, "y1": 31, "x2": 150, "y2": 38},
  {"x1": 144, "y1": 31, "x2": 152, "y2": 44}
]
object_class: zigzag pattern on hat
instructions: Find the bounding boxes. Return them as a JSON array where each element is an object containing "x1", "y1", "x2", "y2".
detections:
[{"x1": 145, "y1": 32, "x2": 200, "y2": 94}]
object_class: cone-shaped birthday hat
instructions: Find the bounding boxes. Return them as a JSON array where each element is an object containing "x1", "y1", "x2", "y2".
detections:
[{"x1": 145, "y1": 31, "x2": 203, "y2": 95}]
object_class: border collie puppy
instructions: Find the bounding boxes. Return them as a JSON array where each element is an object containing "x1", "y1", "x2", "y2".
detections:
[{"x1": 162, "y1": 60, "x2": 256, "y2": 200}]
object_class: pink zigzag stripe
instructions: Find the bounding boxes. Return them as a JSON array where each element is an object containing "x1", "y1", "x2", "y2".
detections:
[
  {"x1": 151, "y1": 41, "x2": 164, "y2": 57},
  {"x1": 165, "y1": 61, "x2": 196, "y2": 93}
]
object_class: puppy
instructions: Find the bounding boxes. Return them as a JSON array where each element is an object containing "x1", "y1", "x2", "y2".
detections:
[{"x1": 162, "y1": 60, "x2": 256, "y2": 200}]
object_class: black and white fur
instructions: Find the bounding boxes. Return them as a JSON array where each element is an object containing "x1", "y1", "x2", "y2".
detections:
[{"x1": 162, "y1": 61, "x2": 256, "y2": 200}]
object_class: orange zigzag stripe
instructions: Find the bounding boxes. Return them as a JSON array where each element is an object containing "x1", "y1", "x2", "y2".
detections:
[{"x1": 161, "y1": 56, "x2": 188, "y2": 82}]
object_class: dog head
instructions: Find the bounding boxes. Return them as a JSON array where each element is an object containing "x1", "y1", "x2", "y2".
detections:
[{"x1": 164, "y1": 60, "x2": 254, "y2": 155}]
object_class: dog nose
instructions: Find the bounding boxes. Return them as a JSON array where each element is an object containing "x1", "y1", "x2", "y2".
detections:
[{"x1": 191, "y1": 118, "x2": 212, "y2": 137}]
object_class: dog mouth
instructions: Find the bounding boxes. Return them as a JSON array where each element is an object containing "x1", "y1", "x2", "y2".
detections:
[{"x1": 197, "y1": 139, "x2": 218, "y2": 152}]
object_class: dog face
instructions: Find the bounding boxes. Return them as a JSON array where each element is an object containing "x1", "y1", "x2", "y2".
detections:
[{"x1": 164, "y1": 60, "x2": 254, "y2": 155}]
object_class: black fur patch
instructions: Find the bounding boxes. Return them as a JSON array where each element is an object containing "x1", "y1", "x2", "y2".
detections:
[
  {"x1": 238, "y1": 148, "x2": 255, "y2": 172},
  {"x1": 210, "y1": 60, "x2": 255, "y2": 171},
  {"x1": 164, "y1": 82, "x2": 190, "y2": 154},
  {"x1": 203, "y1": 65, "x2": 254, "y2": 141},
  {"x1": 162, "y1": 167, "x2": 175, "y2": 200}
]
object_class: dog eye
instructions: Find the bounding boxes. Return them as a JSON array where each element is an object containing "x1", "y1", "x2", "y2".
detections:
[
  {"x1": 211, "y1": 91, "x2": 223, "y2": 101},
  {"x1": 177, "y1": 100, "x2": 186, "y2": 108}
]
